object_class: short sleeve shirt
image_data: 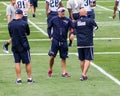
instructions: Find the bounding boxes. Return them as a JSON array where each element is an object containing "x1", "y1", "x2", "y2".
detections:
[
  {"x1": 6, "y1": 5, "x2": 16, "y2": 21},
  {"x1": 84, "y1": 0, "x2": 93, "y2": 11},
  {"x1": 67, "y1": 0, "x2": 84, "y2": 13},
  {"x1": 16, "y1": 0, "x2": 29, "y2": 16}
]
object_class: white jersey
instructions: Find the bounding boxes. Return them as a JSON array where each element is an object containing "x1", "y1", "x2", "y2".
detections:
[
  {"x1": 67, "y1": 0, "x2": 84, "y2": 13},
  {"x1": 46, "y1": 0, "x2": 62, "y2": 11},
  {"x1": 16, "y1": 0, "x2": 29, "y2": 16},
  {"x1": 84, "y1": 0, "x2": 94, "y2": 11},
  {"x1": 116, "y1": 0, "x2": 120, "y2": 11},
  {"x1": 91, "y1": 0, "x2": 96, "y2": 9}
]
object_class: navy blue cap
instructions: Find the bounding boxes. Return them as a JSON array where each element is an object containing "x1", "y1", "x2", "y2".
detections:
[{"x1": 15, "y1": 9, "x2": 23, "y2": 14}]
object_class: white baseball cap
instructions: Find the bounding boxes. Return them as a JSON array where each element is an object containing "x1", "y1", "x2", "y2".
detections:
[{"x1": 58, "y1": 7, "x2": 65, "y2": 12}]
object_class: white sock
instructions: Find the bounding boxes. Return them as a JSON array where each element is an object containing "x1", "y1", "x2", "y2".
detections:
[
  {"x1": 28, "y1": 78, "x2": 32, "y2": 80},
  {"x1": 17, "y1": 78, "x2": 21, "y2": 81}
]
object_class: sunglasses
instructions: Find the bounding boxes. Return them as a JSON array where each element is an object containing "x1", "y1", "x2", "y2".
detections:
[{"x1": 59, "y1": 10, "x2": 65, "y2": 12}]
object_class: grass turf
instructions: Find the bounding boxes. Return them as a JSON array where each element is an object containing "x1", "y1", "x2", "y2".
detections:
[{"x1": 0, "y1": 0, "x2": 120, "y2": 96}]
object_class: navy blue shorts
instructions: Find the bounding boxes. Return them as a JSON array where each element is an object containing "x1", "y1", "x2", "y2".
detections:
[
  {"x1": 48, "y1": 39, "x2": 68, "y2": 59},
  {"x1": 78, "y1": 47, "x2": 94, "y2": 60},
  {"x1": 30, "y1": 0, "x2": 38, "y2": 7},
  {"x1": 13, "y1": 50, "x2": 31, "y2": 64},
  {"x1": 72, "y1": 13, "x2": 79, "y2": 20}
]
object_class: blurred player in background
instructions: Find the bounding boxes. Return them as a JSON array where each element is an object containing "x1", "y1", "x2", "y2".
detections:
[
  {"x1": 66, "y1": 0, "x2": 84, "y2": 47},
  {"x1": 46, "y1": 0, "x2": 63, "y2": 25},
  {"x1": 47, "y1": 7, "x2": 74, "y2": 77},
  {"x1": 3, "y1": 0, "x2": 30, "y2": 53},
  {"x1": 3, "y1": 0, "x2": 17, "y2": 53},
  {"x1": 84, "y1": 0, "x2": 96, "y2": 37},
  {"x1": 84, "y1": 0, "x2": 96, "y2": 19},
  {"x1": 113, "y1": 0, "x2": 120, "y2": 19},
  {"x1": 16, "y1": 0, "x2": 30, "y2": 22},
  {"x1": 30, "y1": 0, "x2": 38, "y2": 17}
]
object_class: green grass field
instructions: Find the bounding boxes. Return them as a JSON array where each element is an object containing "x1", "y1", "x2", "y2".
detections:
[{"x1": 0, "y1": 0, "x2": 120, "y2": 96}]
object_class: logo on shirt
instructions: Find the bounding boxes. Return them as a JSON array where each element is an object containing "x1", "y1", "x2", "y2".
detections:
[
  {"x1": 63, "y1": 20, "x2": 68, "y2": 24},
  {"x1": 77, "y1": 21, "x2": 86, "y2": 26}
]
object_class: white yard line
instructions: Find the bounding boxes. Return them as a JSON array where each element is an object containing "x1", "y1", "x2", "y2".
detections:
[
  {"x1": 95, "y1": 52, "x2": 120, "y2": 55},
  {"x1": 93, "y1": 38, "x2": 120, "y2": 40},
  {"x1": 91, "y1": 62, "x2": 120, "y2": 86},
  {"x1": 1, "y1": 52, "x2": 120, "y2": 56},
  {"x1": 74, "y1": 53, "x2": 120, "y2": 86},
  {"x1": 96, "y1": 4, "x2": 113, "y2": 12},
  {"x1": 0, "y1": 38, "x2": 120, "y2": 42},
  {"x1": 97, "y1": 1, "x2": 113, "y2": 2},
  {"x1": 28, "y1": 19, "x2": 48, "y2": 36}
]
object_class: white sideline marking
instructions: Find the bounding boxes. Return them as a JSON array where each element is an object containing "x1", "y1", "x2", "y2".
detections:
[
  {"x1": 96, "y1": 4, "x2": 113, "y2": 12},
  {"x1": 93, "y1": 38, "x2": 120, "y2": 40},
  {"x1": 95, "y1": 52, "x2": 120, "y2": 55},
  {"x1": 0, "y1": 53, "x2": 77, "y2": 56},
  {"x1": 0, "y1": 38, "x2": 120, "y2": 42},
  {"x1": 2, "y1": 2, "x2": 48, "y2": 37},
  {"x1": 28, "y1": 19, "x2": 48, "y2": 36},
  {"x1": 91, "y1": 62, "x2": 120, "y2": 86},
  {"x1": 74, "y1": 54, "x2": 120, "y2": 86},
  {"x1": 1, "y1": 52, "x2": 120, "y2": 56},
  {"x1": 92, "y1": 5, "x2": 120, "y2": 85}
]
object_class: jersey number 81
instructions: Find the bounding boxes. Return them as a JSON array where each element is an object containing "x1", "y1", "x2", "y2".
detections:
[{"x1": 17, "y1": 1, "x2": 26, "y2": 8}]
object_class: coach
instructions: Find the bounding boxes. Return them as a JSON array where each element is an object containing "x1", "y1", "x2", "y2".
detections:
[
  {"x1": 75, "y1": 8, "x2": 98, "y2": 81},
  {"x1": 8, "y1": 9, "x2": 34, "y2": 84}
]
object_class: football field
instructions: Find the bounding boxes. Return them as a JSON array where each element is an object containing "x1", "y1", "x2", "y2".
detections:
[{"x1": 0, "y1": 0, "x2": 120, "y2": 96}]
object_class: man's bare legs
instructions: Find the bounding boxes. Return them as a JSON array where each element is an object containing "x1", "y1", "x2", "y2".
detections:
[{"x1": 80, "y1": 60, "x2": 91, "y2": 80}]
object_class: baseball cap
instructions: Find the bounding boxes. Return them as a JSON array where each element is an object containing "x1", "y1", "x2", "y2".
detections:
[
  {"x1": 15, "y1": 9, "x2": 23, "y2": 14},
  {"x1": 58, "y1": 7, "x2": 65, "y2": 12}
]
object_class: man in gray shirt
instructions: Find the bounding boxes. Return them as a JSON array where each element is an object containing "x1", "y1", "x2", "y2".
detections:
[
  {"x1": 3, "y1": 0, "x2": 17, "y2": 53},
  {"x1": 67, "y1": 0, "x2": 84, "y2": 46}
]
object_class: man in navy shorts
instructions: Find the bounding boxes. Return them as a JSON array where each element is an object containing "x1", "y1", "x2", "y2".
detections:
[
  {"x1": 8, "y1": 9, "x2": 34, "y2": 84},
  {"x1": 47, "y1": 7, "x2": 74, "y2": 77},
  {"x1": 75, "y1": 8, "x2": 98, "y2": 81}
]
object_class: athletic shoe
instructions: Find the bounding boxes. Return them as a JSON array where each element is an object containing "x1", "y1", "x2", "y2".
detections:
[
  {"x1": 16, "y1": 80, "x2": 22, "y2": 84},
  {"x1": 68, "y1": 40, "x2": 73, "y2": 47},
  {"x1": 3, "y1": 44, "x2": 9, "y2": 54},
  {"x1": 80, "y1": 76, "x2": 88, "y2": 81},
  {"x1": 27, "y1": 79, "x2": 35, "y2": 84},
  {"x1": 32, "y1": 14, "x2": 35, "y2": 17},
  {"x1": 68, "y1": 43, "x2": 73, "y2": 47},
  {"x1": 48, "y1": 70, "x2": 52, "y2": 77},
  {"x1": 62, "y1": 73, "x2": 70, "y2": 77}
]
